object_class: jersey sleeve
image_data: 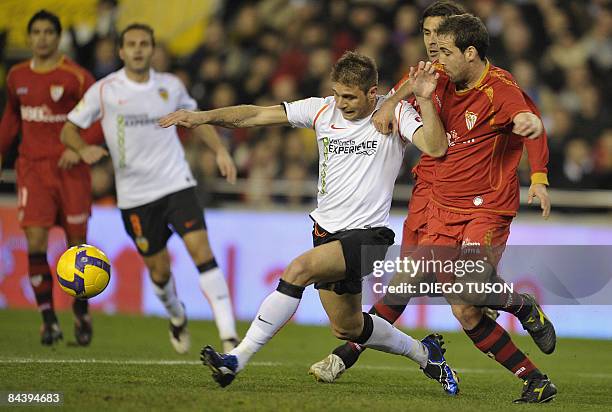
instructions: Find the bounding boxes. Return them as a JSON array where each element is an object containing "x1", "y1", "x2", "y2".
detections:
[
  {"x1": 491, "y1": 75, "x2": 532, "y2": 128},
  {"x1": 389, "y1": 72, "x2": 411, "y2": 96},
  {"x1": 282, "y1": 97, "x2": 327, "y2": 129},
  {"x1": 394, "y1": 100, "x2": 423, "y2": 143},
  {"x1": 521, "y1": 92, "x2": 549, "y2": 185},
  {"x1": 176, "y1": 79, "x2": 197, "y2": 110},
  {"x1": 67, "y1": 80, "x2": 103, "y2": 129},
  {"x1": 0, "y1": 70, "x2": 21, "y2": 156}
]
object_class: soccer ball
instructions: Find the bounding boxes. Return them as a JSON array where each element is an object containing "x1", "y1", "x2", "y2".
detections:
[{"x1": 56, "y1": 244, "x2": 111, "y2": 299}]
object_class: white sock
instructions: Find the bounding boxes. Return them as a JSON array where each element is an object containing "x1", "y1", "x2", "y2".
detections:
[
  {"x1": 230, "y1": 290, "x2": 301, "y2": 372},
  {"x1": 199, "y1": 266, "x2": 238, "y2": 340},
  {"x1": 152, "y1": 277, "x2": 185, "y2": 326},
  {"x1": 362, "y1": 314, "x2": 429, "y2": 368}
]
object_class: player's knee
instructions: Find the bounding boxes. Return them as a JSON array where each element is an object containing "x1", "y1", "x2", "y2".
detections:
[
  {"x1": 147, "y1": 259, "x2": 171, "y2": 285},
  {"x1": 183, "y1": 230, "x2": 214, "y2": 265},
  {"x1": 282, "y1": 257, "x2": 313, "y2": 286},
  {"x1": 451, "y1": 305, "x2": 482, "y2": 329},
  {"x1": 149, "y1": 269, "x2": 171, "y2": 285},
  {"x1": 25, "y1": 228, "x2": 48, "y2": 253}
]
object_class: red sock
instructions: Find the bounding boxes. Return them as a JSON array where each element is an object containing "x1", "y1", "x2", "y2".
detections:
[
  {"x1": 371, "y1": 301, "x2": 405, "y2": 324},
  {"x1": 465, "y1": 314, "x2": 540, "y2": 379},
  {"x1": 28, "y1": 253, "x2": 56, "y2": 324}
]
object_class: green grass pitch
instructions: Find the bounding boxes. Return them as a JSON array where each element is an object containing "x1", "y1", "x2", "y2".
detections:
[{"x1": 1, "y1": 309, "x2": 611, "y2": 411}]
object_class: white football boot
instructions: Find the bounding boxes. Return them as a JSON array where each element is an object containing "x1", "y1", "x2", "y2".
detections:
[{"x1": 308, "y1": 354, "x2": 346, "y2": 383}]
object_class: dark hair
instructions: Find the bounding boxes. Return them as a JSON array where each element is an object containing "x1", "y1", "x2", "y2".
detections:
[
  {"x1": 119, "y1": 23, "x2": 156, "y2": 47},
  {"x1": 330, "y1": 51, "x2": 378, "y2": 93},
  {"x1": 28, "y1": 10, "x2": 62, "y2": 34},
  {"x1": 419, "y1": 1, "x2": 466, "y2": 31},
  {"x1": 437, "y1": 14, "x2": 489, "y2": 59}
]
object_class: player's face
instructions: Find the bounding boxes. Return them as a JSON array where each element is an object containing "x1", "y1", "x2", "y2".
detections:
[
  {"x1": 422, "y1": 16, "x2": 444, "y2": 61},
  {"x1": 437, "y1": 34, "x2": 469, "y2": 84},
  {"x1": 119, "y1": 29, "x2": 154, "y2": 73},
  {"x1": 332, "y1": 82, "x2": 377, "y2": 121},
  {"x1": 28, "y1": 20, "x2": 60, "y2": 59}
]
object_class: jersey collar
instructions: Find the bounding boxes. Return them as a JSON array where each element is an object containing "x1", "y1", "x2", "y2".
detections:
[
  {"x1": 119, "y1": 68, "x2": 156, "y2": 90},
  {"x1": 30, "y1": 55, "x2": 65, "y2": 73}
]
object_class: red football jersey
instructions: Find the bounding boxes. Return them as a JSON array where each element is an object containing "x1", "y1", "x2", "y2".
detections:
[
  {"x1": 390, "y1": 63, "x2": 549, "y2": 187},
  {"x1": 0, "y1": 56, "x2": 103, "y2": 160},
  {"x1": 429, "y1": 62, "x2": 546, "y2": 215}
]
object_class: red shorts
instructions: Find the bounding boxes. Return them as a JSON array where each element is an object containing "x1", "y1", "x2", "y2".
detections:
[
  {"x1": 400, "y1": 178, "x2": 431, "y2": 257},
  {"x1": 421, "y1": 201, "x2": 513, "y2": 267},
  {"x1": 15, "y1": 157, "x2": 91, "y2": 238}
]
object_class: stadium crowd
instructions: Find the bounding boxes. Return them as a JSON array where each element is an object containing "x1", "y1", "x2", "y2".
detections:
[{"x1": 1, "y1": 0, "x2": 611, "y2": 207}]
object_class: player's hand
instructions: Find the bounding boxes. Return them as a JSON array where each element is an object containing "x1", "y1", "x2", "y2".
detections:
[
  {"x1": 78, "y1": 145, "x2": 109, "y2": 165},
  {"x1": 512, "y1": 112, "x2": 542, "y2": 139},
  {"x1": 216, "y1": 148, "x2": 237, "y2": 184},
  {"x1": 57, "y1": 149, "x2": 82, "y2": 169},
  {"x1": 412, "y1": 61, "x2": 440, "y2": 99},
  {"x1": 159, "y1": 109, "x2": 203, "y2": 129},
  {"x1": 528, "y1": 183, "x2": 551, "y2": 219},
  {"x1": 372, "y1": 101, "x2": 397, "y2": 135}
]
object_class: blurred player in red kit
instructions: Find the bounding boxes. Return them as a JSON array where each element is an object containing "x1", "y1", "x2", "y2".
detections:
[{"x1": 0, "y1": 10, "x2": 102, "y2": 346}]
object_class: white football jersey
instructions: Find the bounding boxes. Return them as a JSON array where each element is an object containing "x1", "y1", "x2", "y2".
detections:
[
  {"x1": 283, "y1": 95, "x2": 423, "y2": 232},
  {"x1": 68, "y1": 68, "x2": 197, "y2": 209}
]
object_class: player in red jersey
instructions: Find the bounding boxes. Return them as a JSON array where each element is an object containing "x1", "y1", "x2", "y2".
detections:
[
  {"x1": 415, "y1": 15, "x2": 557, "y2": 403},
  {"x1": 0, "y1": 10, "x2": 101, "y2": 346},
  {"x1": 310, "y1": 11, "x2": 557, "y2": 404},
  {"x1": 311, "y1": 0, "x2": 552, "y2": 386}
]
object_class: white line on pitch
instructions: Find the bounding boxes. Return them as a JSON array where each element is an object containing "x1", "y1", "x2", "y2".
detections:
[{"x1": 0, "y1": 358, "x2": 610, "y2": 379}]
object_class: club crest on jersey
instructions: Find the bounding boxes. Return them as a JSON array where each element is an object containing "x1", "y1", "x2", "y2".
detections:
[
  {"x1": 158, "y1": 88, "x2": 169, "y2": 101},
  {"x1": 50, "y1": 85, "x2": 64, "y2": 102},
  {"x1": 465, "y1": 110, "x2": 478, "y2": 131}
]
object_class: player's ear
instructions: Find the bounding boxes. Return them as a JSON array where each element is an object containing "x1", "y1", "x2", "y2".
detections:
[
  {"x1": 465, "y1": 46, "x2": 477, "y2": 63},
  {"x1": 367, "y1": 85, "x2": 377, "y2": 101}
]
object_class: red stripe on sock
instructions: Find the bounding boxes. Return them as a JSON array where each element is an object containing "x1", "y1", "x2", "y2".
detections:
[
  {"x1": 475, "y1": 324, "x2": 504, "y2": 352},
  {"x1": 373, "y1": 303, "x2": 402, "y2": 323},
  {"x1": 495, "y1": 341, "x2": 517, "y2": 363}
]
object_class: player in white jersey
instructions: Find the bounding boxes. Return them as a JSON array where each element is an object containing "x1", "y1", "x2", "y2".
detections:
[
  {"x1": 159, "y1": 51, "x2": 458, "y2": 394},
  {"x1": 60, "y1": 24, "x2": 239, "y2": 354}
]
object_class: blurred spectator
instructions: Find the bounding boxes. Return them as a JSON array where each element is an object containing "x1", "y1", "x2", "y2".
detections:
[
  {"x1": 553, "y1": 138, "x2": 597, "y2": 189},
  {"x1": 151, "y1": 44, "x2": 172, "y2": 73},
  {"x1": 92, "y1": 37, "x2": 119, "y2": 79},
  {"x1": 593, "y1": 129, "x2": 612, "y2": 189}
]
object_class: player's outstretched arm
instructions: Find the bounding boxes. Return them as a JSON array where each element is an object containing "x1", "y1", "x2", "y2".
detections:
[
  {"x1": 159, "y1": 105, "x2": 290, "y2": 129},
  {"x1": 410, "y1": 61, "x2": 447, "y2": 158},
  {"x1": 193, "y1": 125, "x2": 237, "y2": 184},
  {"x1": 61, "y1": 121, "x2": 108, "y2": 165}
]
